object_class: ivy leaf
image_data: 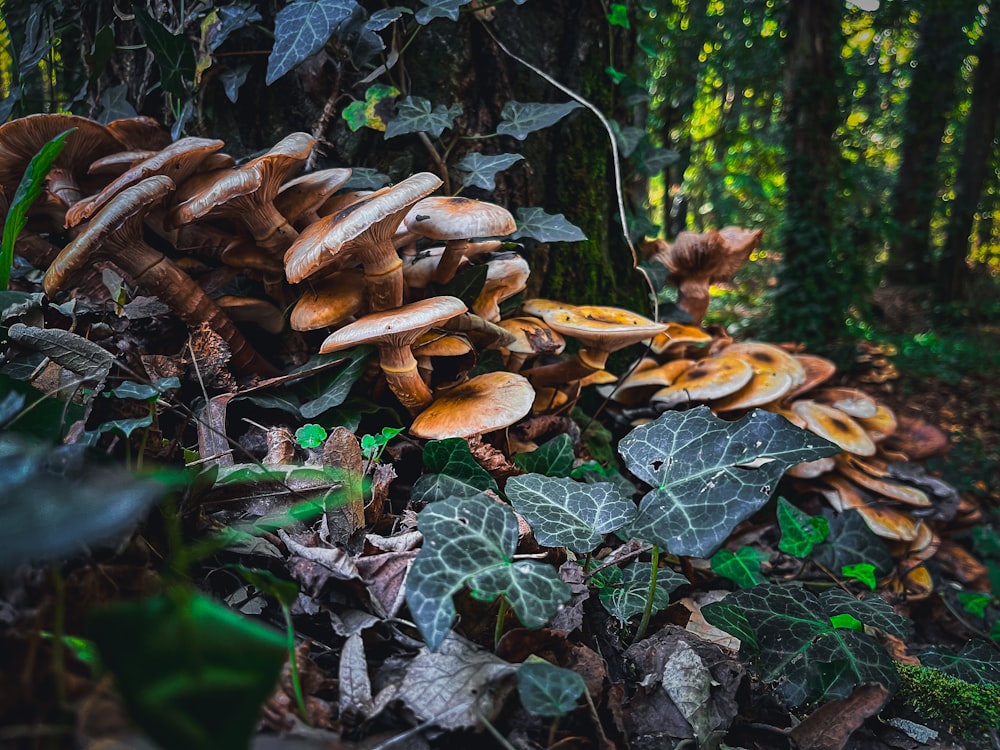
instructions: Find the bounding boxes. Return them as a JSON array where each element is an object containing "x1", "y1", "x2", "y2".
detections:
[
  {"x1": 201, "y1": 5, "x2": 262, "y2": 54},
  {"x1": 594, "y1": 561, "x2": 684, "y2": 622},
  {"x1": 453, "y1": 153, "x2": 525, "y2": 190},
  {"x1": 620, "y1": 407, "x2": 841, "y2": 558},
  {"x1": 298, "y1": 347, "x2": 372, "y2": 418},
  {"x1": 1, "y1": 129, "x2": 69, "y2": 289},
  {"x1": 710, "y1": 546, "x2": 769, "y2": 588},
  {"x1": 343, "y1": 167, "x2": 392, "y2": 190},
  {"x1": 406, "y1": 495, "x2": 571, "y2": 650},
  {"x1": 841, "y1": 563, "x2": 877, "y2": 590},
  {"x1": 776, "y1": 496, "x2": 829, "y2": 558},
  {"x1": 606, "y1": 2, "x2": 629, "y2": 28},
  {"x1": 511, "y1": 208, "x2": 587, "y2": 243},
  {"x1": 609, "y1": 120, "x2": 643, "y2": 157},
  {"x1": 415, "y1": 0, "x2": 472, "y2": 24},
  {"x1": 411, "y1": 438, "x2": 498, "y2": 503},
  {"x1": 6, "y1": 323, "x2": 116, "y2": 381},
  {"x1": 702, "y1": 583, "x2": 900, "y2": 707},
  {"x1": 496, "y1": 100, "x2": 583, "y2": 140},
  {"x1": 506, "y1": 474, "x2": 635, "y2": 554},
  {"x1": 517, "y1": 660, "x2": 587, "y2": 717},
  {"x1": 916, "y1": 640, "x2": 1000, "y2": 685},
  {"x1": 220, "y1": 64, "x2": 251, "y2": 103},
  {"x1": 342, "y1": 83, "x2": 400, "y2": 132},
  {"x1": 513, "y1": 434, "x2": 575, "y2": 477},
  {"x1": 821, "y1": 589, "x2": 910, "y2": 638},
  {"x1": 813, "y1": 510, "x2": 894, "y2": 577},
  {"x1": 426, "y1": 263, "x2": 489, "y2": 308},
  {"x1": 94, "y1": 413, "x2": 154, "y2": 439},
  {"x1": 385, "y1": 96, "x2": 462, "y2": 139},
  {"x1": 132, "y1": 5, "x2": 196, "y2": 99},
  {"x1": 266, "y1": 0, "x2": 359, "y2": 85}
]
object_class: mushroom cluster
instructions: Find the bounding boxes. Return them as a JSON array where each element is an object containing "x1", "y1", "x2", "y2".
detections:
[{"x1": 2, "y1": 116, "x2": 971, "y2": 593}]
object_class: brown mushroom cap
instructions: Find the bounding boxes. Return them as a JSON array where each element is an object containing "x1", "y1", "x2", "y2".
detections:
[
  {"x1": 819, "y1": 475, "x2": 923, "y2": 542},
  {"x1": 472, "y1": 252, "x2": 531, "y2": 322},
  {"x1": 540, "y1": 305, "x2": 667, "y2": 369},
  {"x1": 710, "y1": 371, "x2": 796, "y2": 412},
  {"x1": 275, "y1": 167, "x2": 353, "y2": 226},
  {"x1": 785, "y1": 354, "x2": 837, "y2": 400},
  {"x1": 319, "y1": 296, "x2": 467, "y2": 413},
  {"x1": 648, "y1": 322, "x2": 714, "y2": 355},
  {"x1": 104, "y1": 116, "x2": 172, "y2": 150},
  {"x1": 498, "y1": 316, "x2": 566, "y2": 367},
  {"x1": 410, "y1": 371, "x2": 534, "y2": 439},
  {"x1": 719, "y1": 342, "x2": 806, "y2": 387},
  {"x1": 834, "y1": 455, "x2": 932, "y2": 507},
  {"x1": 651, "y1": 354, "x2": 755, "y2": 408},
  {"x1": 791, "y1": 399, "x2": 876, "y2": 457},
  {"x1": 289, "y1": 269, "x2": 367, "y2": 331},
  {"x1": 284, "y1": 172, "x2": 443, "y2": 310},
  {"x1": 856, "y1": 402, "x2": 898, "y2": 441},
  {"x1": 812, "y1": 387, "x2": 879, "y2": 419}
]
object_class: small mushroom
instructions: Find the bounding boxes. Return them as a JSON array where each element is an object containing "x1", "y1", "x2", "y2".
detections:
[
  {"x1": 650, "y1": 354, "x2": 755, "y2": 408},
  {"x1": 472, "y1": 251, "x2": 531, "y2": 322},
  {"x1": 318, "y1": 296, "x2": 467, "y2": 414},
  {"x1": 275, "y1": 167, "x2": 353, "y2": 228},
  {"x1": 791, "y1": 400, "x2": 876, "y2": 457},
  {"x1": 403, "y1": 196, "x2": 516, "y2": 284},
  {"x1": 43, "y1": 175, "x2": 279, "y2": 377},
  {"x1": 290, "y1": 269, "x2": 367, "y2": 331},
  {"x1": 498, "y1": 316, "x2": 565, "y2": 372},
  {"x1": 410, "y1": 371, "x2": 535, "y2": 439},
  {"x1": 284, "y1": 172, "x2": 443, "y2": 311}
]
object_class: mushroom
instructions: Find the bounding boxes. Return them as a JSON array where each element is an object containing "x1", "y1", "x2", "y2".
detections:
[
  {"x1": 648, "y1": 322, "x2": 714, "y2": 356},
  {"x1": 410, "y1": 371, "x2": 535, "y2": 439},
  {"x1": 168, "y1": 132, "x2": 316, "y2": 254},
  {"x1": 790, "y1": 400, "x2": 876, "y2": 457},
  {"x1": 644, "y1": 226, "x2": 763, "y2": 324},
  {"x1": 522, "y1": 304, "x2": 667, "y2": 388},
  {"x1": 472, "y1": 251, "x2": 531, "y2": 322},
  {"x1": 317, "y1": 296, "x2": 467, "y2": 414},
  {"x1": 43, "y1": 175, "x2": 279, "y2": 377},
  {"x1": 403, "y1": 196, "x2": 516, "y2": 284},
  {"x1": 785, "y1": 354, "x2": 837, "y2": 400},
  {"x1": 650, "y1": 354, "x2": 755, "y2": 409},
  {"x1": 66, "y1": 137, "x2": 226, "y2": 228},
  {"x1": 275, "y1": 167, "x2": 353, "y2": 228},
  {"x1": 289, "y1": 269, "x2": 367, "y2": 331},
  {"x1": 284, "y1": 172, "x2": 443, "y2": 311},
  {"x1": 104, "y1": 116, "x2": 172, "y2": 150},
  {"x1": 498, "y1": 316, "x2": 565, "y2": 372}
]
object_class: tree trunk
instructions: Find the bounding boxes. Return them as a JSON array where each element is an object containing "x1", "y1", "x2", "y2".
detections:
[
  {"x1": 885, "y1": 0, "x2": 981, "y2": 285},
  {"x1": 769, "y1": 0, "x2": 845, "y2": 347},
  {"x1": 936, "y1": 15, "x2": 1000, "y2": 303}
]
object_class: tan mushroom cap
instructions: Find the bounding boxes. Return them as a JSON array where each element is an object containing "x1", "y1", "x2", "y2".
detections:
[
  {"x1": 791, "y1": 399, "x2": 876, "y2": 457},
  {"x1": 473, "y1": 252, "x2": 531, "y2": 322},
  {"x1": 284, "y1": 172, "x2": 443, "y2": 310},
  {"x1": 648, "y1": 322, "x2": 713, "y2": 355},
  {"x1": 532, "y1": 382, "x2": 579, "y2": 414},
  {"x1": 819, "y1": 475, "x2": 923, "y2": 542},
  {"x1": 785, "y1": 354, "x2": 837, "y2": 400},
  {"x1": 216, "y1": 296, "x2": 285, "y2": 335},
  {"x1": 405, "y1": 196, "x2": 517, "y2": 240},
  {"x1": 651, "y1": 354, "x2": 754, "y2": 408},
  {"x1": 786, "y1": 456, "x2": 836, "y2": 479},
  {"x1": 598, "y1": 358, "x2": 694, "y2": 406},
  {"x1": 413, "y1": 331, "x2": 474, "y2": 358},
  {"x1": 66, "y1": 137, "x2": 226, "y2": 227},
  {"x1": 719, "y1": 342, "x2": 806, "y2": 387},
  {"x1": 499, "y1": 316, "x2": 565, "y2": 371},
  {"x1": 410, "y1": 371, "x2": 535, "y2": 439},
  {"x1": 319, "y1": 296, "x2": 467, "y2": 414},
  {"x1": 541, "y1": 305, "x2": 667, "y2": 369},
  {"x1": 710, "y1": 370, "x2": 796, "y2": 412},
  {"x1": 289, "y1": 269, "x2": 366, "y2": 331},
  {"x1": 813, "y1": 387, "x2": 879, "y2": 419},
  {"x1": 521, "y1": 298, "x2": 574, "y2": 318},
  {"x1": 578, "y1": 369, "x2": 619, "y2": 387},
  {"x1": 834, "y1": 455, "x2": 932, "y2": 507},
  {"x1": 402, "y1": 246, "x2": 449, "y2": 291},
  {"x1": 856, "y1": 402, "x2": 898, "y2": 441},
  {"x1": 275, "y1": 167, "x2": 353, "y2": 226}
]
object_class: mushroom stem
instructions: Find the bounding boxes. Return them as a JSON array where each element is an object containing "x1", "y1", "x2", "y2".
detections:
[
  {"x1": 362, "y1": 251, "x2": 404, "y2": 312},
  {"x1": 242, "y1": 201, "x2": 299, "y2": 254},
  {"x1": 377, "y1": 345, "x2": 433, "y2": 414},
  {"x1": 521, "y1": 353, "x2": 604, "y2": 388},
  {"x1": 430, "y1": 238, "x2": 470, "y2": 285}
]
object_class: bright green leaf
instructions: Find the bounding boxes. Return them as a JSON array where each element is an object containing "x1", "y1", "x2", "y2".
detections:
[
  {"x1": 295, "y1": 423, "x2": 328, "y2": 449},
  {"x1": 776, "y1": 496, "x2": 829, "y2": 558},
  {"x1": 710, "y1": 546, "x2": 769, "y2": 588},
  {"x1": 830, "y1": 613, "x2": 863, "y2": 632},
  {"x1": 841, "y1": 563, "x2": 877, "y2": 590},
  {"x1": 606, "y1": 3, "x2": 629, "y2": 28},
  {"x1": 341, "y1": 83, "x2": 401, "y2": 132}
]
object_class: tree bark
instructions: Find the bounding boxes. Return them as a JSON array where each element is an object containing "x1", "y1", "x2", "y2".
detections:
[
  {"x1": 885, "y1": 0, "x2": 981, "y2": 285},
  {"x1": 770, "y1": 0, "x2": 846, "y2": 346},
  {"x1": 936, "y1": 15, "x2": 1000, "y2": 303}
]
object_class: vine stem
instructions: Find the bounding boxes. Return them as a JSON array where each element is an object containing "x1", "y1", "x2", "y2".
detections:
[
  {"x1": 282, "y1": 603, "x2": 311, "y2": 723},
  {"x1": 634, "y1": 545, "x2": 659, "y2": 643},
  {"x1": 478, "y1": 19, "x2": 659, "y2": 320},
  {"x1": 494, "y1": 596, "x2": 509, "y2": 650}
]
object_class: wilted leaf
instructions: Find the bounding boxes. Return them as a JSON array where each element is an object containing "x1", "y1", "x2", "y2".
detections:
[
  {"x1": 89, "y1": 590, "x2": 287, "y2": 750},
  {"x1": 497, "y1": 100, "x2": 583, "y2": 140},
  {"x1": 385, "y1": 96, "x2": 462, "y2": 138},
  {"x1": 595, "y1": 561, "x2": 685, "y2": 623},
  {"x1": 453, "y1": 152, "x2": 524, "y2": 190},
  {"x1": 702, "y1": 583, "x2": 900, "y2": 706},
  {"x1": 710, "y1": 546, "x2": 769, "y2": 588},
  {"x1": 506, "y1": 473, "x2": 635, "y2": 554},
  {"x1": 132, "y1": 5, "x2": 196, "y2": 98},
  {"x1": 620, "y1": 407, "x2": 840, "y2": 557},
  {"x1": 415, "y1": 0, "x2": 472, "y2": 24},
  {"x1": 266, "y1": 0, "x2": 359, "y2": 85},
  {"x1": 6, "y1": 323, "x2": 116, "y2": 380},
  {"x1": 341, "y1": 83, "x2": 400, "y2": 132},
  {"x1": 511, "y1": 207, "x2": 587, "y2": 243},
  {"x1": 513, "y1": 433, "x2": 575, "y2": 477},
  {"x1": 777, "y1": 496, "x2": 829, "y2": 558},
  {"x1": 405, "y1": 495, "x2": 571, "y2": 650},
  {"x1": 517, "y1": 659, "x2": 586, "y2": 717}
]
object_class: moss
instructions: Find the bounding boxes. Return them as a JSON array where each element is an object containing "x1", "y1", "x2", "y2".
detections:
[{"x1": 897, "y1": 663, "x2": 1000, "y2": 736}]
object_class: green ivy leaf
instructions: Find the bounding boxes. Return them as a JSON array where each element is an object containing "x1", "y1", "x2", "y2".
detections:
[
  {"x1": 620, "y1": 407, "x2": 841, "y2": 557},
  {"x1": 511, "y1": 207, "x2": 587, "y2": 243},
  {"x1": 841, "y1": 563, "x2": 877, "y2": 590},
  {"x1": 710, "y1": 546, "x2": 769, "y2": 588},
  {"x1": 132, "y1": 5, "x2": 196, "y2": 99},
  {"x1": 89, "y1": 591, "x2": 287, "y2": 750},
  {"x1": 822, "y1": 590, "x2": 910, "y2": 638},
  {"x1": 266, "y1": 0, "x2": 359, "y2": 85},
  {"x1": 385, "y1": 96, "x2": 463, "y2": 139},
  {"x1": 415, "y1": 0, "x2": 471, "y2": 24},
  {"x1": 517, "y1": 660, "x2": 587, "y2": 717},
  {"x1": 94, "y1": 413, "x2": 154, "y2": 439},
  {"x1": 297, "y1": 347, "x2": 372, "y2": 418},
  {"x1": 829, "y1": 613, "x2": 863, "y2": 632},
  {"x1": 595, "y1": 561, "x2": 684, "y2": 623},
  {"x1": 426, "y1": 263, "x2": 489, "y2": 308},
  {"x1": 1, "y1": 129, "x2": 70, "y2": 289},
  {"x1": 702, "y1": 584, "x2": 900, "y2": 707},
  {"x1": 341, "y1": 83, "x2": 401, "y2": 132},
  {"x1": 107, "y1": 378, "x2": 180, "y2": 401},
  {"x1": 958, "y1": 591, "x2": 992, "y2": 618},
  {"x1": 295, "y1": 423, "x2": 328, "y2": 449},
  {"x1": 453, "y1": 152, "x2": 524, "y2": 190},
  {"x1": 513, "y1": 434, "x2": 575, "y2": 477},
  {"x1": 506, "y1": 474, "x2": 635, "y2": 554},
  {"x1": 406, "y1": 495, "x2": 571, "y2": 650},
  {"x1": 776, "y1": 496, "x2": 829, "y2": 558},
  {"x1": 411, "y1": 437, "x2": 498, "y2": 503},
  {"x1": 606, "y1": 3, "x2": 630, "y2": 28},
  {"x1": 916, "y1": 640, "x2": 1000, "y2": 685},
  {"x1": 813, "y1": 510, "x2": 894, "y2": 577},
  {"x1": 496, "y1": 100, "x2": 583, "y2": 140}
]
